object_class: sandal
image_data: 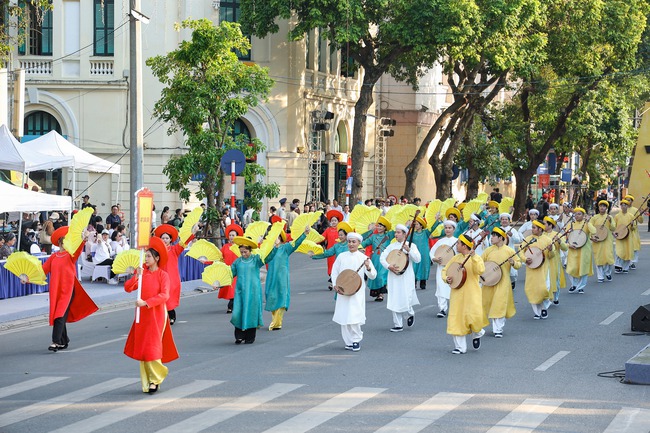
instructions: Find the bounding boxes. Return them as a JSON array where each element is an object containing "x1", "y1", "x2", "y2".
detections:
[
  {"x1": 375, "y1": 295, "x2": 384, "y2": 302},
  {"x1": 148, "y1": 383, "x2": 159, "y2": 394},
  {"x1": 48, "y1": 344, "x2": 59, "y2": 352}
]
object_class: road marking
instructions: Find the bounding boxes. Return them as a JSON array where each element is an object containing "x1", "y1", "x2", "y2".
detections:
[
  {"x1": 67, "y1": 336, "x2": 127, "y2": 352},
  {"x1": 375, "y1": 392, "x2": 474, "y2": 432},
  {"x1": 534, "y1": 351, "x2": 570, "y2": 372},
  {"x1": 486, "y1": 398, "x2": 562, "y2": 433},
  {"x1": 50, "y1": 380, "x2": 222, "y2": 433},
  {"x1": 286, "y1": 340, "x2": 338, "y2": 358},
  {"x1": 0, "y1": 377, "x2": 136, "y2": 429},
  {"x1": 0, "y1": 376, "x2": 67, "y2": 399},
  {"x1": 603, "y1": 407, "x2": 650, "y2": 433},
  {"x1": 156, "y1": 383, "x2": 303, "y2": 433},
  {"x1": 262, "y1": 387, "x2": 386, "y2": 433},
  {"x1": 642, "y1": 288, "x2": 650, "y2": 296},
  {"x1": 600, "y1": 312, "x2": 624, "y2": 325}
]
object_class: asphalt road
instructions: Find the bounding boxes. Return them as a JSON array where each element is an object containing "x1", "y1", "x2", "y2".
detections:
[{"x1": 0, "y1": 235, "x2": 649, "y2": 432}]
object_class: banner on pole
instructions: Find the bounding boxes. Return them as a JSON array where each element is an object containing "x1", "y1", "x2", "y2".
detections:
[{"x1": 134, "y1": 188, "x2": 154, "y2": 249}]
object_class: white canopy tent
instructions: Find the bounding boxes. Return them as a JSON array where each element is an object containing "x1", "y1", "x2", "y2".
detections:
[
  {"x1": 0, "y1": 180, "x2": 72, "y2": 212},
  {"x1": 0, "y1": 124, "x2": 74, "y2": 173},
  {"x1": 24, "y1": 130, "x2": 122, "y2": 207}
]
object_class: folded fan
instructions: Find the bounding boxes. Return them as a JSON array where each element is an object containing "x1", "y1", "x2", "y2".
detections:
[
  {"x1": 294, "y1": 240, "x2": 324, "y2": 255},
  {"x1": 462, "y1": 198, "x2": 483, "y2": 222},
  {"x1": 290, "y1": 211, "x2": 322, "y2": 236},
  {"x1": 63, "y1": 207, "x2": 94, "y2": 255},
  {"x1": 499, "y1": 197, "x2": 514, "y2": 215},
  {"x1": 5, "y1": 252, "x2": 47, "y2": 285},
  {"x1": 349, "y1": 204, "x2": 381, "y2": 234},
  {"x1": 425, "y1": 199, "x2": 442, "y2": 229},
  {"x1": 179, "y1": 207, "x2": 203, "y2": 246},
  {"x1": 244, "y1": 221, "x2": 270, "y2": 245},
  {"x1": 304, "y1": 230, "x2": 325, "y2": 244},
  {"x1": 112, "y1": 249, "x2": 141, "y2": 274},
  {"x1": 187, "y1": 239, "x2": 223, "y2": 263},
  {"x1": 259, "y1": 221, "x2": 285, "y2": 260},
  {"x1": 202, "y1": 262, "x2": 233, "y2": 288}
]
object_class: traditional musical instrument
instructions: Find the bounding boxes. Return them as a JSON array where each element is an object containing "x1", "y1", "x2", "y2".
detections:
[
  {"x1": 447, "y1": 253, "x2": 472, "y2": 290},
  {"x1": 522, "y1": 235, "x2": 544, "y2": 268},
  {"x1": 335, "y1": 261, "x2": 367, "y2": 296},
  {"x1": 386, "y1": 210, "x2": 420, "y2": 275},
  {"x1": 567, "y1": 228, "x2": 587, "y2": 248},
  {"x1": 480, "y1": 237, "x2": 536, "y2": 286},
  {"x1": 614, "y1": 202, "x2": 649, "y2": 240},
  {"x1": 433, "y1": 243, "x2": 456, "y2": 266},
  {"x1": 591, "y1": 215, "x2": 612, "y2": 243}
]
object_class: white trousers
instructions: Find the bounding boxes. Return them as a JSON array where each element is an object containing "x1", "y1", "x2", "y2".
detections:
[
  {"x1": 436, "y1": 296, "x2": 448, "y2": 313},
  {"x1": 452, "y1": 329, "x2": 485, "y2": 353},
  {"x1": 595, "y1": 264, "x2": 612, "y2": 280},
  {"x1": 392, "y1": 309, "x2": 414, "y2": 328},
  {"x1": 615, "y1": 256, "x2": 630, "y2": 271},
  {"x1": 571, "y1": 275, "x2": 588, "y2": 291},
  {"x1": 633, "y1": 250, "x2": 639, "y2": 264},
  {"x1": 491, "y1": 317, "x2": 506, "y2": 334},
  {"x1": 341, "y1": 324, "x2": 363, "y2": 346},
  {"x1": 531, "y1": 303, "x2": 544, "y2": 316}
]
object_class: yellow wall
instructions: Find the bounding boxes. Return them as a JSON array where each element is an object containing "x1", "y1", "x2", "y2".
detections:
[{"x1": 629, "y1": 102, "x2": 650, "y2": 202}]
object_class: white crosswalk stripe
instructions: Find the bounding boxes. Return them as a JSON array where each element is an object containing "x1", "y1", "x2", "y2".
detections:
[
  {"x1": 49, "y1": 380, "x2": 222, "y2": 433},
  {"x1": 0, "y1": 377, "x2": 136, "y2": 429},
  {"x1": 603, "y1": 407, "x2": 650, "y2": 433},
  {"x1": 261, "y1": 387, "x2": 386, "y2": 433},
  {"x1": 0, "y1": 376, "x2": 67, "y2": 399},
  {"x1": 374, "y1": 392, "x2": 474, "y2": 433},
  {"x1": 156, "y1": 383, "x2": 304, "y2": 433},
  {"x1": 486, "y1": 398, "x2": 562, "y2": 433}
]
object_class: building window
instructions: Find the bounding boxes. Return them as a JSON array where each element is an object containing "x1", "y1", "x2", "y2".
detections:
[
  {"x1": 219, "y1": 0, "x2": 251, "y2": 61},
  {"x1": 18, "y1": 1, "x2": 52, "y2": 56},
  {"x1": 24, "y1": 111, "x2": 61, "y2": 136},
  {"x1": 94, "y1": 0, "x2": 114, "y2": 56}
]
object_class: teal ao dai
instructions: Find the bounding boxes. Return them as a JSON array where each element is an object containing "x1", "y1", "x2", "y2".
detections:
[
  {"x1": 264, "y1": 233, "x2": 306, "y2": 312},
  {"x1": 230, "y1": 254, "x2": 265, "y2": 331}
]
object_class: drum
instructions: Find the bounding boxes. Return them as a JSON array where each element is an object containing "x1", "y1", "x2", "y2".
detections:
[
  {"x1": 447, "y1": 262, "x2": 467, "y2": 289},
  {"x1": 335, "y1": 269, "x2": 362, "y2": 296},
  {"x1": 386, "y1": 249, "x2": 409, "y2": 275},
  {"x1": 480, "y1": 261, "x2": 502, "y2": 286},
  {"x1": 567, "y1": 230, "x2": 587, "y2": 248},
  {"x1": 613, "y1": 224, "x2": 629, "y2": 240},
  {"x1": 591, "y1": 225, "x2": 609, "y2": 243},
  {"x1": 433, "y1": 244, "x2": 456, "y2": 266},
  {"x1": 524, "y1": 246, "x2": 545, "y2": 269}
]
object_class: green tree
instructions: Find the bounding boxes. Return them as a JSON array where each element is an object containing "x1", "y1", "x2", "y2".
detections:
[
  {"x1": 147, "y1": 19, "x2": 278, "y2": 238},
  {"x1": 484, "y1": 0, "x2": 648, "y2": 214},
  {"x1": 403, "y1": 0, "x2": 545, "y2": 199},
  {"x1": 241, "y1": 0, "x2": 453, "y2": 204},
  {"x1": 0, "y1": 0, "x2": 53, "y2": 61}
]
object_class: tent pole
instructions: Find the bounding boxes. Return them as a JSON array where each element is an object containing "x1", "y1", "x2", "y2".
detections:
[{"x1": 72, "y1": 168, "x2": 76, "y2": 213}]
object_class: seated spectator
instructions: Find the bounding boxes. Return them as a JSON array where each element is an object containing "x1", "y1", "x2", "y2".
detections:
[
  {"x1": 0, "y1": 233, "x2": 15, "y2": 259},
  {"x1": 93, "y1": 229, "x2": 117, "y2": 284}
]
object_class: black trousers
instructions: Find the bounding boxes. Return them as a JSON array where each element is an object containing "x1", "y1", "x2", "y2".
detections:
[
  {"x1": 234, "y1": 327, "x2": 256, "y2": 343},
  {"x1": 52, "y1": 292, "x2": 73, "y2": 345}
]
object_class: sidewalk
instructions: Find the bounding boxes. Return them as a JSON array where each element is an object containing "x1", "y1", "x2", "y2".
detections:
[{"x1": 0, "y1": 278, "x2": 210, "y2": 330}]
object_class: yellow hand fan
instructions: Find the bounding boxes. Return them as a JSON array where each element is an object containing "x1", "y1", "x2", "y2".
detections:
[
  {"x1": 112, "y1": 249, "x2": 142, "y2": 274},
  {"x1": 187, "y1": 239, "x2": 223, "y2": 263},
  {"x1": 229, "y1": 243, "x2": 241, "y2": 258},
  {"x1": 439, "y1": 198, "x2": 457, "y2": 218},
  {"x1": 425, "y1": 199, "x2": 442, "y2": 229},
  {"x1": 383, "y1": 204, "x2": 403, "y2": 224},
  {"x1": 5, "y1": 251, "x2": 47, "y2": 285},
  {"x1": 391, "y1": 204, "x2": 419, "y2": 228},
  {"x1": 462, "y1": 198, "x2": 483, "y2": 222},
  {"x1": 179, "y1": 207, "x2": 203, "y2": 246},
  {"x1": 305, "y1": 230, "x2": 325, "y2": 244},
  {"x1": 476, "y1": 192, "x2": 489, "y2": 203},
  {"x1": 349, "y1": 204, "x2": 381, "y2": 233},
  {"x1": 499, "y1": 197, "x2": 514, "y2": 215},
  {"x1": 202, "y1": 262, "x2": 233, "y2": 288},
  {"x1": 294, "y1": 240, "x2": 324, "y2": 255},
  {"x1": 244, "y1": 221, "x2": 270, "y2": 244},
  {"x1": 63, "y1": 207, "x2": 94, "y2": 255},
  {"x1": 431, "y1": 224, "x2": 444, "y2": 237},
  {"x1": 290, "y1": 211, "x2": 322, "y2": 236},
  {"x1": 259, "y1": 221, "x2": 285, "y2": 260}
]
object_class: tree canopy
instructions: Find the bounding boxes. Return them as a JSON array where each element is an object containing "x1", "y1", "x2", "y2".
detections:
[{"x1": 147, "y1": 19, "x2": 278, "y2": 235}]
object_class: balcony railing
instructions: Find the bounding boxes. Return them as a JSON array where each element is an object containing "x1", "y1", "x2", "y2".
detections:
[
  {"x1": 20, "y1": 59, "x2": 52, "y2": 75},
  {"x1": 90, "y1": 60, "x2": 114, "y2": 76}
]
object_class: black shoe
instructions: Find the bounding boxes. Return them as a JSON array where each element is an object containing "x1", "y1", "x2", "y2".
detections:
[
  {"x1": 235, "y1": 339, "x2": 243, "y2": 345},
  {"x1": 472, "y1": 338, "x2": 481, "y2": 350},
  {"x1": 48, "y1": 344, "x2": 58, "y2": 352},
  {"x1": 169, "y1": 318, "x2": 175, "y2": 325},
  {"x1": 606, "y1": 275, "x2": 612, "y2": 281},
  {"x1": 494, "y1": 332, "x2": 503, "y2": 338},
  {"x1": 419, "y1": 281, "x2": 426, "y2": 290},
  {"x1": 244, "y1": 339, "x2": 255, "y2": 344},
  {"x1": 437, "y1": 310, "x2": 446, "y2": 318},
  {"x1": 553, "y1": 300, "x2": 559, "y2": 305},
  {"x1": 352, "y1": 342, "x2": 360, "y2": 352},
  {"x1": 148, "y1": 383, "x2": 159, "y2": 394},
  {"x1": 630, "y1": 263, "x2": 636, "y2": 270},
  {"x1": 614, "y1": 267, "x2": 622, "y2": 274},
  {"x1": 375, "y1": 295, "x2": 384, "y2": 302},
  {"x1": 226, "y1": 308, "x2": 232, "y2": 313},
  {"x1": 578, "y1": 289, "x2": 584, "y2": 294},
  {"x1": 390, "y1": 327, "x2": 403, "y2": 332},
  {"x1": 568, "y1": 286, "x2": 576, "y2": 293},
  {"x1": 541, "y1": 309, "x2": 548, "y2": 319},
  {"x1": 407, "y1": 316, "x2": 414, "y2": 327},
  {"x1": 451, "y1": 349, "x2": 464, "y2": 355}
]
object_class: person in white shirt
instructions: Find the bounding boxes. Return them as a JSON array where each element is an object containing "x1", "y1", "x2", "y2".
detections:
[{"x1": 94, "y1": 229, "x2": 117, "y2": 284}]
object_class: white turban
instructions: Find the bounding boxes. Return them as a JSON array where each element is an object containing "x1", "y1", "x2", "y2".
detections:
[
  {"x1": 549, "y1": 203, "x2": 559, "y2": 209},
  {"x1": 529, "y1": 209, "x2": 540, "y2": 215},
  {"x1": 443, "y1": 220, "x2": 457, "y2": 228},
  {"x1": 395, "y1": 224, "x2": 408, "y2": 233},
  {"x1": 347, "y1": 232, "x2": 363, "y2": 242},
  {"x1": 470, "y1": 213, "x2": 481, "y2": 222},
  {"x1": 499, "y1": 213, "x2": 511, "y2": 219}
]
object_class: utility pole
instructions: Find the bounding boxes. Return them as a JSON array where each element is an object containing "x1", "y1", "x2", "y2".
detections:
[{"x1": 129, "y1": 0, "x2": 147, "y2": 246}]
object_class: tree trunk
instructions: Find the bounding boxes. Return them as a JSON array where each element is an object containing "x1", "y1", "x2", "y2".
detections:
[
  {"x1": 512, "y1": 167, "x2": 536, "y2": 219},
  {"x1": 350, "y1": 73, "x2": 378, "y2": 204}
]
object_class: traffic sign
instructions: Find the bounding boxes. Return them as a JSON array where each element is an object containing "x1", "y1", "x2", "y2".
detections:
[{"x1": 220, "y1": 149, "x2": 246, "y2": 175}]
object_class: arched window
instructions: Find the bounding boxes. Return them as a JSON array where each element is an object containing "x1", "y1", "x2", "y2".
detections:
[
  {"x1": 24, "y1": 111, "x2": 61, "y2": 136},
  {"x1": 335, "y1": 122, "x2": 348, "y2": 154},
  {"x1": 230, "y1": 119, "x2": 256, "y2": 162}
]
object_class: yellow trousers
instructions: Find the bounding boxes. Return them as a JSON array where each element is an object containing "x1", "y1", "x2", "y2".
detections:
[
  {"x1": 139, "y1": 360, "x2": 168, "y2": 393},
  {"x1": 269, "y1": 308, "x2": 286, "y2": 330}
]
